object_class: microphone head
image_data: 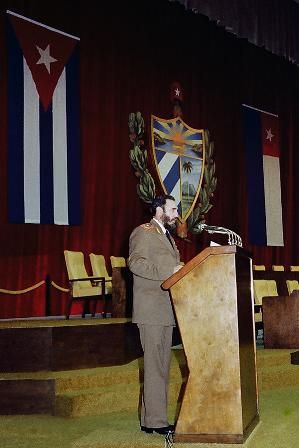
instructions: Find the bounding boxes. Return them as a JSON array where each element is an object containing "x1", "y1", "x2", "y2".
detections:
[{"x1": 196, "y1": 223, "x2": 206, "y2": 232}]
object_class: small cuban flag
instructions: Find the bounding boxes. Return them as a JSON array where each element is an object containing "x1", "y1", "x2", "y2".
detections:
[
  {"x1": 242, "y1": 104, "x2": 284, "y2": 246},
  {"x1": 6, "y1": 10, "x2": 81, "y2": 225}
]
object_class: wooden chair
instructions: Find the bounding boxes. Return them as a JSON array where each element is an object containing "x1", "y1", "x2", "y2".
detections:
[
  {"x1": 109, "y1": 256, "x2": 131, "y2": 317},
  {"x1": 64, "y1": 250, "x2": 105, "y2": 319}
]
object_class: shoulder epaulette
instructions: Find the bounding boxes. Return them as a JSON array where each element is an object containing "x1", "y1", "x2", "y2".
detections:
[
  {"x1": 140, "y1": 223, "x2": 155, "y2": 231},
  {"x1": 140, "y1": 223, "x2": 164, "y2": 234}
]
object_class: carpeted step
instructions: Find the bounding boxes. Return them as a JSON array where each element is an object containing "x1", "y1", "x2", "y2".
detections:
[
  {"x1": 2, "y1": 348, "x2": 298, "y2": 417},
  {"x1": 55, "y1": 383, "x2": 140, "y2": 417},
  {"x1": 54, "y1": 365, "x2": 299, "y2": 418},
  {"x1": 257, "y1": 363, "x2": 299, "y2": 390},
  {"x1": 55, "y1": 362, "x2": 141, "y2": 393},
  {"x1": 55, "y1": 378, "x2": 184, "y2": 417},
  {"x1": 54, "y1": 353, "x2": 187, "y2": 417},
  {"x1": 256, "y1": 348, "x2": 296, "y2": 368},
  {"x1": 54, "y1": 354, "x2": 185, "y2": 394},
  {"x1": 0, "y1": 363, "x2": 142, "y2": 394},
  {"x1": 54, "y1": 348, "x2": 299, "y2": 417}
]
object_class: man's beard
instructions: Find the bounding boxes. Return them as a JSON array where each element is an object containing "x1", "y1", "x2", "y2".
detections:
[{"x1": 162, "y1": 213, "x2": 177, "y2": 230}]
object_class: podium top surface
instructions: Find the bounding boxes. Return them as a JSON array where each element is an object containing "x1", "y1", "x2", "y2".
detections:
[{"x1": 162, "y1": 245, "x2": 251, "y2": 290}]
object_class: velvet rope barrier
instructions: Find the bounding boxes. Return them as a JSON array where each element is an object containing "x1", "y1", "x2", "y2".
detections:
[
  {"x1": 50, "y1": 280, "x2": 69, "y2": 293},
  {"x1": 0, "y1": 280, "x2": 45, "y2": 294}
]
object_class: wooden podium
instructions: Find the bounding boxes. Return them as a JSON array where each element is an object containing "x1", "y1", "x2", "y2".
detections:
[{"x1": 162, "y1": 245, "x2": 259, "y2": 443}]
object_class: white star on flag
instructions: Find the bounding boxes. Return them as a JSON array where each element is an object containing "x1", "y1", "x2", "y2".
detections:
[
  {"x1": 266, "y1": 128, "x2": 274, "y2": 142},
  {"x1": 175, "y1": 87, "x2": 180, "y2": 96},
  {"x1": 36, "y1": 44, "x2": 57, "y2": 73}
]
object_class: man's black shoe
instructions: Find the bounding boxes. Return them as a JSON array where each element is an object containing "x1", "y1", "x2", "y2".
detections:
[{"x1": 141, "y1": 425, "x2": 175, "y2": 434}]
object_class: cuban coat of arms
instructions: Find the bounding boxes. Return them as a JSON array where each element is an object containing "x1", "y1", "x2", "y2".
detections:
[
  {"x1": 128, "y1": 109, "x2": 216, "y2": 238},
  {"x1": 151, "y1": 115, "x2": 205, "y2": 223}
]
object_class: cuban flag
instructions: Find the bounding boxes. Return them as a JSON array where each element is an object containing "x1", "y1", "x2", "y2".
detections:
[
  {"x1": 6, "y1": 10, "x2": 80, "y2": 225},
  {"x1": 242, "y1": 104, "x2": 284, "y2": 246}
]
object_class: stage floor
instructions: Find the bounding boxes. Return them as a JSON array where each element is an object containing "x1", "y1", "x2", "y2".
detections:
[{"x1": 0, "y1": 316, "x2": 130, "y2": 328}]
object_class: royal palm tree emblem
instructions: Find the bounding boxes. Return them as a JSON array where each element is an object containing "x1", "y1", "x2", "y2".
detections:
[
  {"x1": 182, "y1": 160, "x2": 194, "y2": 205},
  {"x1": 182, "y1": 161, "x2": 193, "y2": 173}
]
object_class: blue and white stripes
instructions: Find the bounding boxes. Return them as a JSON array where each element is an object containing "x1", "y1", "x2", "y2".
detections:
[
  {"x1": 7, "y1": 12, "x2": 80, "y2": 225},
  {"x1": 243, "y1": 104, "x2": 284, "y2": 246}
]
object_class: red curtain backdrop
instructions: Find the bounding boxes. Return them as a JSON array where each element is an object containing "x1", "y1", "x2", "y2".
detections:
[{"x1": 0, "y1": 0, "x2": 299, "y2": 318}]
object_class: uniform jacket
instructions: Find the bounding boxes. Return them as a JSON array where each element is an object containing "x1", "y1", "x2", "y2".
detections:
[{"x1": 128, "y1": 218, "x2": 180, "y2": 325}]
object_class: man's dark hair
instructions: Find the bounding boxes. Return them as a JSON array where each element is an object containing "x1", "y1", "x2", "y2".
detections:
[{"x1": 150, "y1": 194, "x2": 175, "y2": 215}]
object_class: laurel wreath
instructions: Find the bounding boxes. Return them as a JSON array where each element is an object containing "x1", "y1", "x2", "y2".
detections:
[
  {"x1": 128, "y1": 112, "x2": 217, "y2": 234},
  {"x1": 128, "y1": 112, "x2": 155, "y2": 203}
]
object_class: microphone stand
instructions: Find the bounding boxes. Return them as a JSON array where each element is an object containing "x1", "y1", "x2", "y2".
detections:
[{"x1": 195, "y1": 223, "x2": 243, "y2": 248}]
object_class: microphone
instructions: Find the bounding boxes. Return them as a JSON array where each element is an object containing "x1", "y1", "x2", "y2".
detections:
[{"x1": 195, "y1": 223, "x2": 243, "y2": 247}]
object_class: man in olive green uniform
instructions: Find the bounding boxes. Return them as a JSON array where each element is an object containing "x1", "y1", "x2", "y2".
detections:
[{"x1": 128, "y1": 195, "x2": 181, "y2": 435}]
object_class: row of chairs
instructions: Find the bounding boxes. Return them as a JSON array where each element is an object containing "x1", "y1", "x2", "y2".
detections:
[
  {"x1": 253, "y1": 265, "x2": 299, "y2": 327},
  {"x1": 253, "y1": 265, "x2": 299, "y2": 271},
  {"x1": 64, "y1": 250, "x2": 126, "y2": 319},
  {"x1": 254, "y1": 279, "x2": 299, "y2": 299}
]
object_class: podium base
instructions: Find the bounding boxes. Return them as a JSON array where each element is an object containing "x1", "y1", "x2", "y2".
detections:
[{"x1": 174, "y1": 414, "x2": 259, "y2": 444}]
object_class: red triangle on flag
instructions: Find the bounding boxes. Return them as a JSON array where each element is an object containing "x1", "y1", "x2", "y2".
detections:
[
  {"x1": 9, "y1": 13, "x2": 78, "y2": 111},
  {"x1": 261, "y1": 112, "x2": 279, "y2": 157}
]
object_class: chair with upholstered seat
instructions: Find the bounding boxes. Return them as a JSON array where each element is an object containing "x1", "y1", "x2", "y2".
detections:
[
  {"x1": 253, "y1": 279, "x2": 278, "y2": 305},
  {"x1": 286, "y1": 280, "x2": 299, "y2": 295},
  {"x1": 290, "y1": 265, "x2": 299, "y2": 271},
  {"x1": 272, "y1": 265, "x2": 285, "y2": 271},
  {"x1": 286, "y1": 266, "x2": 299, "y2": 295},
  {"x1": 253, "y1": 265, "x2": 266, "y2": 271},
  {"x1": 89, "y1": 253, "x2": 112, "y2": 295},
  {"x1": 110, "y1": 256, "x2": 126, "y2": 269},
  {"x1": 64, "y1": 250, "x2": 105, "y2": 319}
]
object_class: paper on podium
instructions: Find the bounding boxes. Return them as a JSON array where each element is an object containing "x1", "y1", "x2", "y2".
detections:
[{"x1": 210, "y1": 240, "x2": 221, "y2": 246}]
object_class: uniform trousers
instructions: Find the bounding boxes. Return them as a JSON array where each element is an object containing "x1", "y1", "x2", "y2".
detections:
[{"x1": 138, "y1": 324, "x2": 173, "y2": 428}]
